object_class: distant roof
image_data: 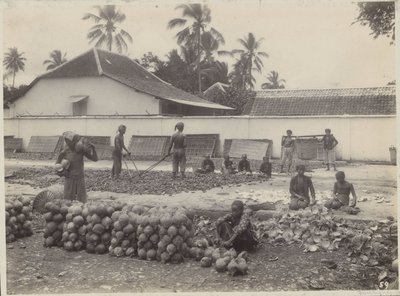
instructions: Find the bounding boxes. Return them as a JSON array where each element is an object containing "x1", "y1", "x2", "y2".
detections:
[
  {"x1": 21, "y1": 48, "x2": 232, "y2": 110},
  {"x1": 244, "y1": 87, "x2": 396, "y2": 116}
]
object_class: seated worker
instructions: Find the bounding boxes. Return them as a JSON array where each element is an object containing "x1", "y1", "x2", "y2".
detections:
[
  {"x1": 215, "y1": 200, "x2": 259, "y2": 252},
  {"x1": 289, "y1": 164, "x2": 316, "y2": 210},
  {"x1": 325, "y1": 171, "x2": 357, "y2": 209},
  {"x1": 196, "y1": 155, "x2": 215, "y2": 174},
  {"x1": 259, "y1": 156, "x2": 272, "y2": 178},
  {"x1": 238, "y1": 154, "x2": 252, "y2": 173},
  {"x1": 222, "y1": 155, "x2": 237, "y2": 174}
]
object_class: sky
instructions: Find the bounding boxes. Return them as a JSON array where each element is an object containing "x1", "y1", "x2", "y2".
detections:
[{"x1": 2, "y1": 0, "x2": 396, "y2": 90}]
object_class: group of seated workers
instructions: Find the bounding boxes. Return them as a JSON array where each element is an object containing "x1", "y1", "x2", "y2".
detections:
[
  {"x1": 197, "y1": 154, "x2": 272, "y2": 178},
  {"x1": 216, "y1": 166, "x2": 357, "y2": 253}
]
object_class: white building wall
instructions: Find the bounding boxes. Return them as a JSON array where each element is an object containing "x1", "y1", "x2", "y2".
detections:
[
  {"x1": 4, "y1": 115, "x2": 396, "y2": 162},
  {"x1": 12, "y1": 76, "x2": 160, "y2": 116}
]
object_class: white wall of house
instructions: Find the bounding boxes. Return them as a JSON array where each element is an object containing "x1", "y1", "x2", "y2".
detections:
[
  {"x1": 4, "y1": 115, "x2": 396, "y2": 162},
  {"x1": 11, "y1": 77, "x2": 160, "y2": 116}
]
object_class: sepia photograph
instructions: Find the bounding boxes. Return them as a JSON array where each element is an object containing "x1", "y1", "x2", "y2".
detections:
[{"x1": 1, "y1": 0, "x2": 398, "y2": 294}]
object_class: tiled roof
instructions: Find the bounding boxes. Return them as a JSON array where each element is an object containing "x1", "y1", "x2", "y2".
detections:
[
  {"x1": 247, "y1": 87, "x2": 396, "y2": 116},
  {"x1": 23, "y1": 48, "x2": 232, "y2": 110}
]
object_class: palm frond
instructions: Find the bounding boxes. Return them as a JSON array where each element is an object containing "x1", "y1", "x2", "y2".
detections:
[
  {"x1": 82, "y1": 13, "x2": 101, "y2": 23},
  {"x1": 176, "y1": 27, "x2": 191, "y2": 44},
  {"x1": 209, "y1": 27, "x2": 225, "y2": 45},
  {"x1": 217, "y1": 50, "x2": 233, "y2": 57},
  {"x1": 167, "y1": 18, "x2": 187, "y2": 29},
  {"x1": 120, "y1": 29, "x2": 133, "y2": 43},
  {"x1": 87, "y1": 29, "x2": 104, "y2": 42},
  {"x1": 257, "y1": 51, "x2": 269, "y2": 58}
]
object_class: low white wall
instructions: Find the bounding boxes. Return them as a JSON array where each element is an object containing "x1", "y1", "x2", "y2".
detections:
[{"x1": 3, "y1": 115, "x2": 396, "y2": 161}]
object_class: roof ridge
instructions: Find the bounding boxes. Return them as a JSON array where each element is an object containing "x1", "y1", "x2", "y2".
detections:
[
  {"x1": 257, "y1": 86, "x2": 395, "y2": 92},
  {"x1": 37, "y1": 48, "x2": 96, "y2": 79},
  {"x1": 93, "y1": 48, "x2": 103, "y2": 75}
]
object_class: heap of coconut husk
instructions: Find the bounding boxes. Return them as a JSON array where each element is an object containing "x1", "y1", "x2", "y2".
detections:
[{"x1": 255, "y1": 205, "x2": 397, "y2": 267}]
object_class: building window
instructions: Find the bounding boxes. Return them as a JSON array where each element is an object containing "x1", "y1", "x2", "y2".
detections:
[
  {"x1": 73, "y1": 100, "x2": 87, "y2": 116},
  {"x1": 70, "y1": 95, "x2": 88, "y2": 116}
]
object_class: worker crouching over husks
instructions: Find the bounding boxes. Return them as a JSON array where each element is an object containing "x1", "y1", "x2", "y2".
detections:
[
  {"x1": 56, "y1": 131, "x2": 98, "y2": 203},
  {"x1": 216, "y1": 200, "x2": 259, "y2": 253},
  {"x1": 238, "y1": 154, "x2": 252, "y2": 174},
  {"x1": 196, "y1": 155, "x2": 215, "y2": 174},
  {"x1": 325, "y1": 171, "x2": 357, "y2": 209},
  {"x1": 222, "y1": 155, "x2": 237, "y2": 175},
  {"x1": 167, "y1": 122, "x2": 186, "y2": 179},
  {"x1": 289, "y1": 165, "x2": 316, "y2": 210}
]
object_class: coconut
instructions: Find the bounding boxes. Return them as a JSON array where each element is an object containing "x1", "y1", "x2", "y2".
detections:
[
  {"x1": 172, "y1": 235, "x2": 184, "y2": 249},
  {"x1": 126, "y1": 247, "x2": 135, "y2": 257},
  {"x1": 138, "y1": 248, "x2": 147, "y2": 260},
  {"x1": 92, "y1": 224, "x2": 105, "y2": 235},
  {"x1": 123, "y1": 224, "x2": 134, "y2": 235},
  {"x1": 143, "y1": 225, "x2": 154, "y2": 236},
  {"x1": 95, "y1": 244, "x2": 107, "y2": 254},
  {"x1": 143, "y1": 241, "x2": 153, "y2": 251},
  {"x1": 160, "y1": 251, "x2": 171, "y2": 263},
  {"x1": 149, "y1": 233, "x2": 159, "y2": 245},
  {"x1": 215, "y1": 258, "x2": 228, "y2": 272},
  {"x1": 166, "y1": 243, "x2": 177, "y2": 255},
  {"x1": 146, "y1": 249, "x2": 157, "y2": 261},
  {"x1": 118, "y1": 213, "x2": 130, "y2": 227},
  {"x1": 227, "y1": 259, "x2": 239, "y2": 275},
  {"x1": 236, "y1": 258, "x2": 248, "y2": 275},
  {"x1": 167, "y1": 225, "x2": 178, "y2": 238},
  {"x1": 200, "y1": 257, "x2": 212, "y2": 267},
  {"x1": 171, "y1": 253, "x2": 183, "y2": 264},
  {"x1": 114, "y1": 246, "x2": 124, "y2": 257},
  {"x1": 102, "y1": 217, "x2": 113, "y2": 230}
]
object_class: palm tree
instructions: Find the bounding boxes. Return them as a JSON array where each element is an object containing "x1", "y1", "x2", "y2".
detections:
[
  {"x1": 222, "y1": 33, "x2": 268, "y2": 90},
  {"x1": 261, "y1": 71, "x2": 286, "y2": 89},
  {"x1": 201, "y1": 61, "x2": 229, "y2": 84},
  {"x1": 83, "y1": 5, "x2": 133, "y2": 53},
  {"x1": 167, "y1": 3, "x2": 225, "y2": 93},
  {"x1": 3, "y1": 47, "x2": 26, "y2": 88},
  {"x1": 43, "y1": 50, "x2": 67, "y2": 70}
]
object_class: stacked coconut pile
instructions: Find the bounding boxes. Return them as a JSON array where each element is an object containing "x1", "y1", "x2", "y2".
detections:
[{"x1": 5, "y1": 196, "x2": 34, "y2": 243}]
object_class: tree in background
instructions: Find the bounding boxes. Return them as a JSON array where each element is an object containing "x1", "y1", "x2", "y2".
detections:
[
  {"x1": 83, "y1": 5, "x2": 133, "y2": 53},
  {"x1": 43, "y1": 50, "x2": 67, "y2": 70},
  {"x1": 353, "y1": 2, "x2": 395, "y2": 44},
  {"x1": 221, "y1": 33, "x2": 268, "y2": 90},
  {"x1": 205, "y1": 85, "x2": 255, "y2": 115},
  {"x1": 3, "y1": 47, "x2": 26, "y2": 88},
  {"x1": 167, "y1": 3, "x2": 225, "y2": 93},
  {"x1": 3, "y1": 84, "x2": 28, "y2": 108},
  {"x1": 261, "y1": 70, "x2": 286, "y2": 89}
]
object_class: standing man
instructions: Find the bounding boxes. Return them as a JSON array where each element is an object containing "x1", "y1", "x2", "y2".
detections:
[
  {"x1": 280, "y1": 130, "x2": 295, "y2": 173},
  {"x1": 112, "y1": 125, "x2": 130, "y2": 179},
  {"x1": 322, "y1": 128, "x2": 339, "y2": 171},
  {"x1": 167, "y1": 122, "x2": 186, "y2": 179},
  {"x1": 56, "y1": 131, "x2": 98, "y2": 203}
]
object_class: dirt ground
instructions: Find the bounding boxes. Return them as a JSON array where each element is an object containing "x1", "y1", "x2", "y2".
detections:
[{"x1": 4, "y1": 158, "x2": 399, "y2": 293}]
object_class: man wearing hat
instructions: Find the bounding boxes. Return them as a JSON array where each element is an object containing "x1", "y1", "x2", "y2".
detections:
[
  {"x1": 167, "y1": 122, "x2": 186, "y2": 179},
  {"x1": 56, "y1": 131, "x2": 98, "y2": 203}
]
